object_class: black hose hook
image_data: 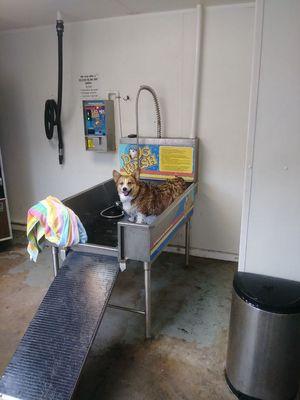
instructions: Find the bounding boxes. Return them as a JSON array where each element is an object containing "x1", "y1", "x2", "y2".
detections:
[{"x1": 44, "y1": 14, "x2": 64, "y2": 165}]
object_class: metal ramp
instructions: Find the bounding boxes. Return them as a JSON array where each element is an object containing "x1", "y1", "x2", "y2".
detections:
[{"x1": 0, "y1": 250, "x2": 119, "y2": 400}]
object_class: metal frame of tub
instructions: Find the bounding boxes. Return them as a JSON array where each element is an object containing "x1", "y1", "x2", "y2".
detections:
[{"x1": 52, "y1": 137, "x2": 198, "y2": 339}]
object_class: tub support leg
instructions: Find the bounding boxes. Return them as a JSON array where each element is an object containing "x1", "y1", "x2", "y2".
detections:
[
  {"x1": 51, "y1": 246, "x2": 59, "y2": 277},
  {"x1": 144, "y1": 262, "x2": 151, "y2": 339},
  {"x1": 185, "y1": 219, "x2": 191, "y2": 267}
]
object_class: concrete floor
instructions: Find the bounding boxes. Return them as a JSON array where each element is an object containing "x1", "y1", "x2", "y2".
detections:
[{"x1": 0, "y1": 232, "x2": 237, "y2": 400}]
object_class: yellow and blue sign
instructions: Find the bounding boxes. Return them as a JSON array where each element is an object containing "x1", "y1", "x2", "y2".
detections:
[{"x1": 119, "y1": 143, "x2": 195, "y2": 181}]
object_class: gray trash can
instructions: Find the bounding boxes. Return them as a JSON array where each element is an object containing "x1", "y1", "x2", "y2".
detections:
[{"x1": 225, "y1": 272, "x2": 300, "y2": 400}]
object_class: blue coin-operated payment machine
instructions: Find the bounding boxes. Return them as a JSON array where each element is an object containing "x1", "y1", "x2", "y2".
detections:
[{"x1": 83, "y1": 100, "x2": 115, "y2": 152}]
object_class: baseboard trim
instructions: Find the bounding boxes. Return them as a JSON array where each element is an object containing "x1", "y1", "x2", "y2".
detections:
[
  {"x1": 165, "y1": 245, "x2": 239, "y2": 262},
  {"x1": 11, "y1": 222, "x2": 26, "y2": 231}
]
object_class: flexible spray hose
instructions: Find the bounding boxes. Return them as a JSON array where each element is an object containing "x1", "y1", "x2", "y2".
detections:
[
  {"x1": 134, "y1": 85, "x2": 162, "y2": 173},
  {"x1": 44, "y1": 17, "x2": 64, "y2": 165},
  {"x1": 135, "y1": 85, "x2": 162, "y2": 139}
]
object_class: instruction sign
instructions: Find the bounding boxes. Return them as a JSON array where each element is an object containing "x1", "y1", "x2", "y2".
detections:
[
  {"x1": 78, "y1": 73, "x2": 100, "y2": 99},
  {"x1": 160, "y1": 146, "x2": 193, "y2": 173}
]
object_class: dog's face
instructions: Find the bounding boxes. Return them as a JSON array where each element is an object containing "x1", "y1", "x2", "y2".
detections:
[
  {"x1": 113, "y1": 170, "x2": 140, "y2": 200},
  {"x1": 129, "y1": 148, "x2": 138, "y2": 159}
]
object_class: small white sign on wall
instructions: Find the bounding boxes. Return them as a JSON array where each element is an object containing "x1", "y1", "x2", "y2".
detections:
[{"x1": 78, "y1": 73, "x2": 100, "y2": 99}]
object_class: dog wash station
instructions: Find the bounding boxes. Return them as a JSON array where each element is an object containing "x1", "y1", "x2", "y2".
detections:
[
  {"x1": 0, "y1": 85, "x2": 199, "y2": 400},
  {"x1": 62, "y1": 135, "x2": 198, "y2": 336},
  {"x1": 56, "y1": 85, "x2": 199, "y2": 340}
]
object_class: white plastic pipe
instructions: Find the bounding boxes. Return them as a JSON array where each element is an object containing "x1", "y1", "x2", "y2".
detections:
[
  {"x1": 190, "y1": 4, "x2": 203, "y2": 138},
  {"x1": 57, "y1": 10, "x2": 62, "y2": 21},
  {"x1": 108, "y1": 91, "x2": 123, "y2": 138}
]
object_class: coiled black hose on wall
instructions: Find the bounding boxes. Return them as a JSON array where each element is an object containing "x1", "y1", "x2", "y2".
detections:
[{"x1": 44, "y1": 18, "x2": 64, "y2": 165}]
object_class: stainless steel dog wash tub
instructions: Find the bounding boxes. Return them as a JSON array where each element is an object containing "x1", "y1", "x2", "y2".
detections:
[{"x1": 56, "y1": 137, "x2": 199, "y2": 339}]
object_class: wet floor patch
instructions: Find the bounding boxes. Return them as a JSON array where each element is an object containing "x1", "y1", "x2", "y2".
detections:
[
  {"x1": 0, "y1": 232, "x2": 53, "y2": 372},
  {"x1": 74, "y1": 331, "x2": 235, "y2": 400}
]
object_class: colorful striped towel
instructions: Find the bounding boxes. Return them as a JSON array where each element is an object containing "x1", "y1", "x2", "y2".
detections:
[{"x1": 27, "y1": 195, "x2": 88, "y2": 262}]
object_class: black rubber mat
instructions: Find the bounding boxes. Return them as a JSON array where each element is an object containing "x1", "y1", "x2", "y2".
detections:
[{"x1": 0, "y1": 250, "x2": 119, "y2": 400}]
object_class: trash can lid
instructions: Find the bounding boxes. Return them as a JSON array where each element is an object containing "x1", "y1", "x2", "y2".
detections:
[{"x1": 233, "y1": 272, "x2": 300, "y2": 314}]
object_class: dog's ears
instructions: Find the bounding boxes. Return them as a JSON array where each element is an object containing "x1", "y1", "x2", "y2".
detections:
[
  {"x1": 113, "y1": 170, "x2": 121, "y2": 183},
  {"x1": 132, "y1": 169, "x2": 140, "y2": 181}
]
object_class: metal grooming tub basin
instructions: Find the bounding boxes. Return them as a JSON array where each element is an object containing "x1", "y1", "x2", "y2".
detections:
[
  {"x1": 226, "y1": 272, "x2": 300, "y2": 400},
  {"x1": 62, "y1": 176, "x2": 197, "y2": 339},
  {"x1": 55, "y1": 137, "x2": 199, "y2": 339}
]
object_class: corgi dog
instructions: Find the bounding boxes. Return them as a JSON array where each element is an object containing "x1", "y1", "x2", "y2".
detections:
[{"x1": 113, "y1": 170, "x2": 186, "y2": 224}]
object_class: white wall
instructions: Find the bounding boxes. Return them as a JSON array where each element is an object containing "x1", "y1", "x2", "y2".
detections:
[
  {"x1": 0, "y1": 10, "x2": 196, "y2": 220},
  {"x1": 189, "y1": 4, "x2": 254, "y2": 260},
  {"x1": 239, "y1": 0, "x2": 300, "y2": 281},
  {"x1": 0, "y1": 5, "x2": 254, "y2": 260}
]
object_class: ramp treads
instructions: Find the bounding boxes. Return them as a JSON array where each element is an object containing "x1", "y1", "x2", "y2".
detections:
[{"x1": 0, "y1": 250, "x2": 119, "y2": 400}]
